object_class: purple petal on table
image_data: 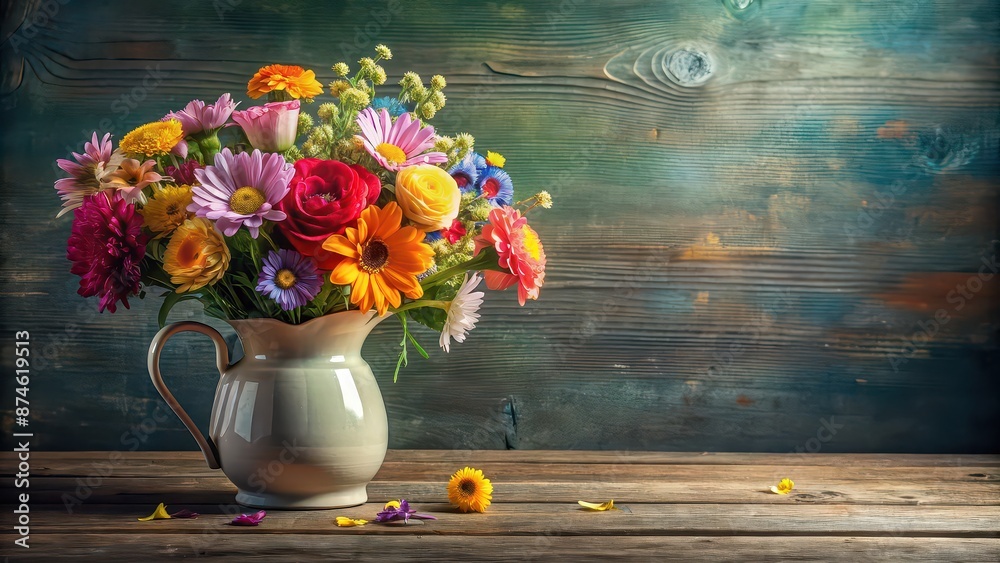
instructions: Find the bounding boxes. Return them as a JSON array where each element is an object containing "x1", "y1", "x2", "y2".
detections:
[
  {"x1": 412, "y1": 513, "x2": 437, "y2": 520},
  {"x1": 170, "y1": 509, "x2": 200, "y2": 519},
  {"x1": 230, "y1": 510, "x2": 267, "y2": 526}
]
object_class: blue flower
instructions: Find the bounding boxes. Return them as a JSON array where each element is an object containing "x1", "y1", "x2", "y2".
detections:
[
  {"x1": 256, "y1": 249, "x2": 323, "y2": 311},
  {"x1": 448, "y1": 152, "x2": 483, "y2": 193},
  {"x1": 476, "y1": 165, "x2": 513, "y2": 207},
  {"x1": 424, "y1": 230, "x2": 443, "y2": 242},
  {"x1": 371, "y1": 97, "x2": 408, "y2": 118}
]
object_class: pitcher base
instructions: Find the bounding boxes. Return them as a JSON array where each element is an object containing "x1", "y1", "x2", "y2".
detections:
[{"x1": 235, "y1": 486, "x2": 368, "y2": 509}]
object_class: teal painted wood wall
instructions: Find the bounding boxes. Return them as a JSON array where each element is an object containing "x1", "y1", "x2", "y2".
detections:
[{"x1": 1, "y1": 0, "x2": 998, "y2": 453}]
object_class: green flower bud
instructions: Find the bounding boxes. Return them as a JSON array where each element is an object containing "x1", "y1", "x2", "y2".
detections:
[
  {"x1": 316, "y1": 103, "x2": 339, "y2": 122},
  {"x1": 400, "y1": 71, "x2": 421, "y2": 90},
  {"x1": 329, "y1": 80, "x2": 351, "y2": 97},
  {"x1": 429, "y1": 91, "x2": 446, "y2": 109},
  {"x1": 455, "y1": 132, "x2": 475, "y2": 150},
  {"x1": 434, "y1": 135, "x2": 456, "y2": 153},
  {"x1": 332, "y1": 62, "x2": 350, "y2": 77},
  {"x1": 296, "y1": 112, "x2": 314, "y2": 135},
  {"x1": 375, "y1": 44, "x2": 392, "y2": 60},
  {"x1": 430, "y1": 75, "x2": 447, "y2": 90},
  {"x1": 340, "y1": 88, "x2": 370, "y2": 110},
  {"x1": 469, "y1": 198, "x2": 493, "y2": 222},
  {"x1": 371, "y1": 65, "x2": 387, "y2": 86},
  {"x1": 417, "y1": 103, "x2": 437, "y2": 120}
]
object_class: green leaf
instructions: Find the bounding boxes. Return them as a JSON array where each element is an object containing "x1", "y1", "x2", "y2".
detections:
[
  {"x1": 157, "y1": 291, "x2": 199, "y2": 328},
  {"x1": 406, "y1": 330, "x2": 429, "y2": 359}
]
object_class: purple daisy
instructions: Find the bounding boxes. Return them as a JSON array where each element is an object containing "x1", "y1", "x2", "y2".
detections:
[
  {"x1": 448, "y1": 152, "x2": 485, "y2": 193},
  {"x1": 477, "y1": 165, "x2": 514, "y2": 207},
  {"x1": 189, "y1": 148, "x2": 293, "y2": 238},
  {"x1": 355, "y1": 108, "x2": 446, "y2": 171},
  {"x1": 256, "y1": 249, "x2": 323, "y2": 311}
]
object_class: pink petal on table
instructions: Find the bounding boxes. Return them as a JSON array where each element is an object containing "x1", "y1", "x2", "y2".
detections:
[
  {"x1": 170, "y1": 509, "x2": 200, "y2": 519},
  {"x1": 230, "y1": 510, "x2": 267, "y2": 526}
]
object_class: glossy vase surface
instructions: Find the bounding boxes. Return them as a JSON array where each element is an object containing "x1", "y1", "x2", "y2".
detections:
[{"x1": 148, "y1": 310, "x2": 388, "y2": 509}]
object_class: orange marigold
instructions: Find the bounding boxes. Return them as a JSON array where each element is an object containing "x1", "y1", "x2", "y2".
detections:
[{"x1": 247, "y1": 64, "x2": 323, "y2": 100}]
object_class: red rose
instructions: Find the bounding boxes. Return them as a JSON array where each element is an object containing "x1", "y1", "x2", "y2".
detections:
[{"x1": 277, "y1": 158, "x2": 381, "y2": 269}]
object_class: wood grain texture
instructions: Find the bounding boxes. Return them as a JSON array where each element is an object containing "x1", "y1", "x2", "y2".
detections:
[
  {"x1": 1, "y1": 451, "x2": 998, "y2": 560},
  {"x1": 0, "y1": 0, "x2": 998, "y2": 452}
]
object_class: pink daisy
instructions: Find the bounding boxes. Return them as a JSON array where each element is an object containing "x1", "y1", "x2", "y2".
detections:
[
  {"x1": 189, "y1": 148, "x2": 294, "y2": 238},
  {"x1": 54, "y1": 132, "x2": 122, "y2": 217},
  {"x1": 355, "y1": 108, "x2": 446, "y2": 171}
]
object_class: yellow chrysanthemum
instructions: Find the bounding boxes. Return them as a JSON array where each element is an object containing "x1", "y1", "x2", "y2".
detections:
[
  {"x1": 247, "y1": 64, "x2": 324, "y2": 99},
  {"x1": 485, "y1": 151, "x2": 506, "y2": 168},
  {"x1": 120, "y1": 120, "x2": 184, "y2": 157},
  {"x1": 163, "y1": 218, "x2": 230, "y2": 293},
  {"x1": 447, "y1": 466, "x2": 493, "y2": 513},
  {"x1": 770, "y1": 478, "x2": 795, "y2": 495},
  {"x1": 140, "y1": 185, "x2": 194, "y2": 238}
]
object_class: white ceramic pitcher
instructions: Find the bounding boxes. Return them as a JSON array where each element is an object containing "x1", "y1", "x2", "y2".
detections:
[{"x1": 147, "y1": 310, "x2": 388, "y2": 509}]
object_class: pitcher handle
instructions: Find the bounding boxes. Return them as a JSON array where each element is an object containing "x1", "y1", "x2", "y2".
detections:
[{"x1": 147, "y1": 321, "x2": 229, "y2": 470}]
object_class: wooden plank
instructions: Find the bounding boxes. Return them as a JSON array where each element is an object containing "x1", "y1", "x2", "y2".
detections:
[
  {"x1": 6, "y1": 476, "x2": 998, "y2": 506},
  {"x1": 9, "y1": 457, "x2": 999, "y2": 483},
  {"x1": 19, "y1": 503, "x2": 1000, "y2": 537},
  {"x1": 12, "y1": 450, "x2": 1000, "y2": 468},
  {"x1": 1, "y1": 0, "x2": 999, "y2": 453},
  {"x1": 2, "y1": 535, "x2": 998, "y2": 561}
]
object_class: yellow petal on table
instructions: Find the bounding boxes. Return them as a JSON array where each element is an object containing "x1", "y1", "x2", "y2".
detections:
[
  {"x1": 137, "y1": 503, "x2": 172, "y2": 521},
  {"x1": 578, "y1": 500, "x2": 618, "y2": 511},
  {"x1": 335, "y1": 516, "x2": 369, "y2": 527},
  {"x1": 770, "y1": 478, "x2": 795, "y2": 495},
  {"x1": 383, "y1": 500, "x2": 401, "y2": 510}
]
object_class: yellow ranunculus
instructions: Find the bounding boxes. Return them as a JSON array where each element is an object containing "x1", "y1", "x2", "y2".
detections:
[
  {"x1": 394, "y1": 165, "x2": 460, "y2": 232},
  {"x1": 163, "y1": 218, "x2": 230, "y2": 293}
]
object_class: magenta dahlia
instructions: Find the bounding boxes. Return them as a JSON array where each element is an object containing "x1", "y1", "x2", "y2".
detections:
[{"x1": 67, "y1": 193, "x2": 148, "y2": 313}]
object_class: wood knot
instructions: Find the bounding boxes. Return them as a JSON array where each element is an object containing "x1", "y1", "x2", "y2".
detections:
[
  {"x1": 723, "y1": 0, "x2": 762, "y2": 20},
  {"x1": 665, "y1": 48, "x2": 713, "y2": 87}
]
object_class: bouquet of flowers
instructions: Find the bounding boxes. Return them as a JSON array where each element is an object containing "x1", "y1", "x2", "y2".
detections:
[{"x1": 53, "y1": 45, "x2": 549, "y2": 376}]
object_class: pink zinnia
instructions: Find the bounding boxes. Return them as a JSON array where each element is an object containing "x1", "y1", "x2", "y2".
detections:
[
  {"x1": 189, "y1": 148, "x2": 293, "y2": 238},
  {"x1": 231, "y1": 100, "x2": 300, "y2": 153},
  {"x1": 475, "y1": 206, "x2": 546, "y2": 306},
  {"x1": 355, "y1": 108, "x2": 446, "y2": 171},
  {"x1": 67, "y1": 192, "x2": 147, "y2": 313},
  {"x1": 164, "y1": 93, "x2": 238, "y2": 136},
  {"x1": 54, "y1": 132, "x2": 121, "y2": 217}
]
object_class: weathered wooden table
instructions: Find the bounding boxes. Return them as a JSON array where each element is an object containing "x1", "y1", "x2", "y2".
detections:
[{"x1": 3, "y1": 451, "x2": 999, "y2": 561}]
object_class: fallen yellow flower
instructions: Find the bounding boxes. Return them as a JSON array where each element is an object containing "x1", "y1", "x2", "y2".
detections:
[
  {"x1": 770, "y1": 478, "x2": 795, "y2": 495},
  {"x1": 384, "y1": 500, "x2": 401, "y2": 510},
  {"x1": 137, "y1": 503, "x2": 171, "y2": 521},
  {"x1": 578, "y1": 499, "x2": 618, "y2": 511},
  {"x1": 335, "y1": 516, "x2": 369, "y2": 527}
]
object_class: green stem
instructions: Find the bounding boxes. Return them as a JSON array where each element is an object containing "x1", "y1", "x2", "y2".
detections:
[
  {"x1": 419, "y1": 252, "x2": 494, "y2": 289},
  {"x1": 390, "y1": 299, "x2": 449, "y2": 314}
]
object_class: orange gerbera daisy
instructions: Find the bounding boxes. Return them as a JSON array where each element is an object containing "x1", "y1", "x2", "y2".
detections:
[
  {"x1": 322, "y1": 202, "x2": 434, "y2": 316},
  {"x1": 247, "y1": 64, "x2": 324, "y2": 100}
]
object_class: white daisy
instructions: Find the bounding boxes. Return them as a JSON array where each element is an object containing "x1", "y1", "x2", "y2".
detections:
[{"x1": 440, "y1": 273, "x2": 485, "y2": 352}]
